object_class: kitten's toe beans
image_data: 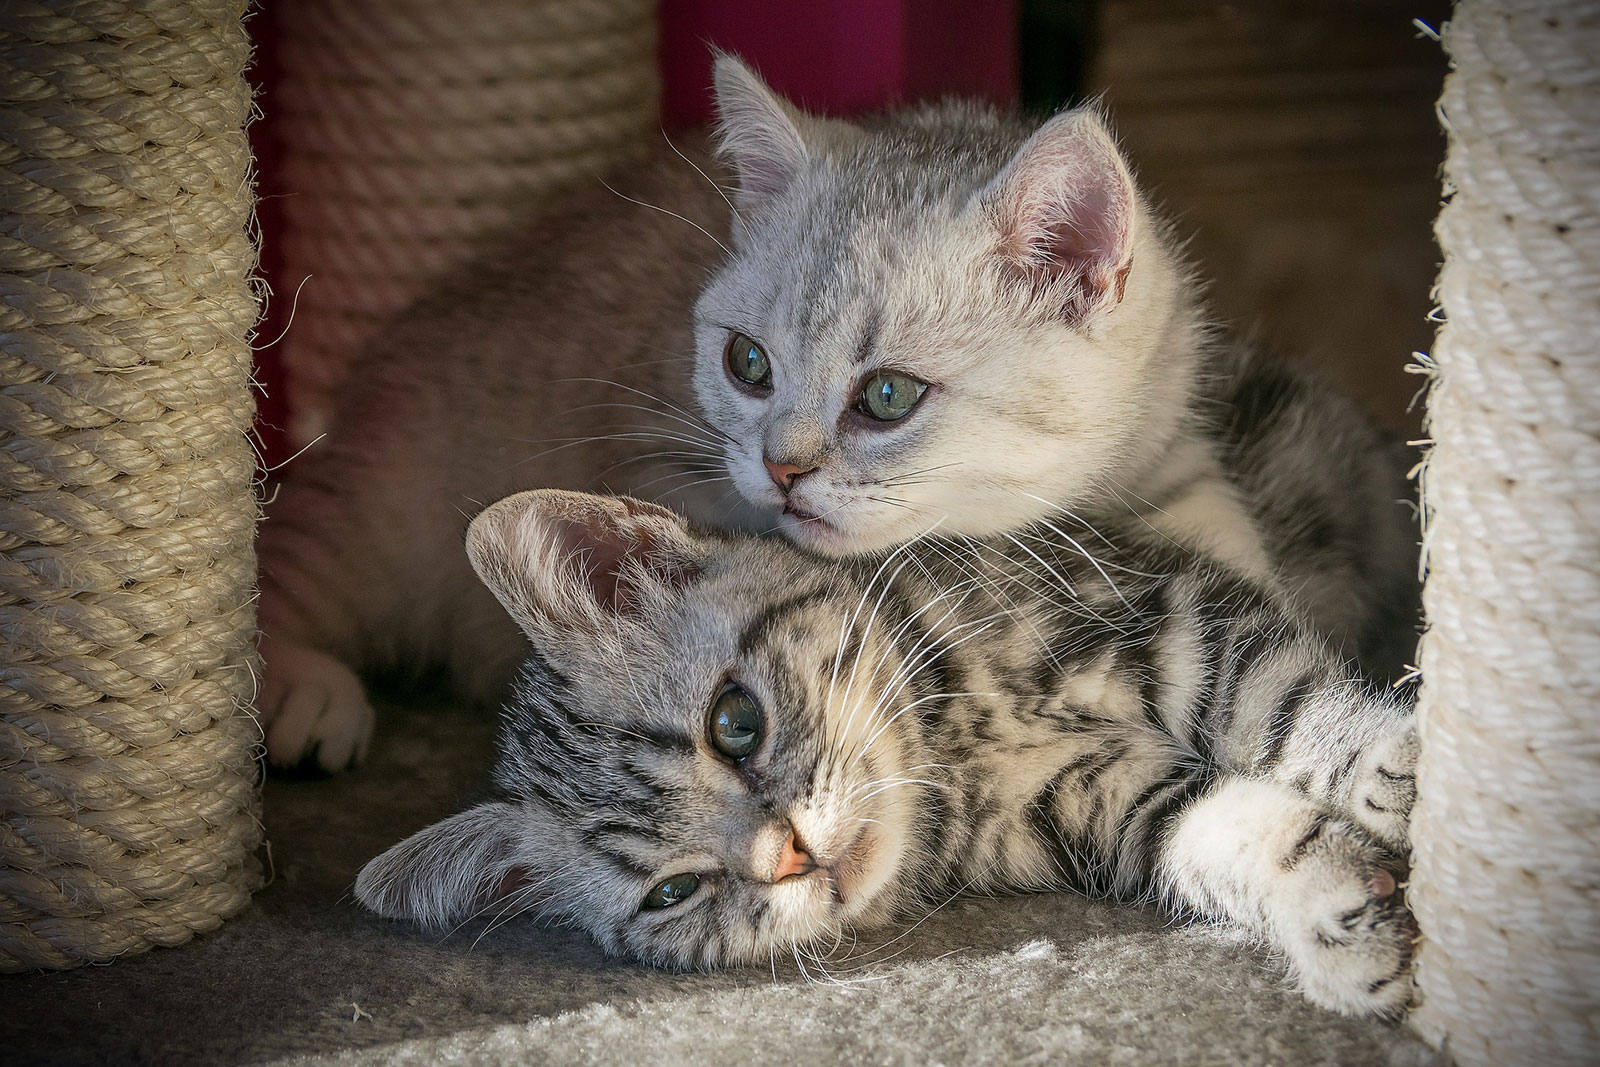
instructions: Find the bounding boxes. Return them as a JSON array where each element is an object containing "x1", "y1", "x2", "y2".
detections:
[
  {"x1": 1279, "y1": 822, "x2": 1415, "y2": 1018},
  {"x1": 259, "y1": 642, "x2": 375, "y2": 773},
  {"x1": 1350, "y1": 722, "x2": 1418, "y2": 851}
]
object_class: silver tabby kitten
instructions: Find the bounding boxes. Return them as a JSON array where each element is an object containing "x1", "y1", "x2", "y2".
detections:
[
  {"x1": 257, "y1": 55, "x2": 1415, "y2": 771},
  {"x1": 356, "y1": 489, "x2": 1419, "y2": 1018}
]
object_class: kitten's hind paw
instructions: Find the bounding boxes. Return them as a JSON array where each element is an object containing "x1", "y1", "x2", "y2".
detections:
[
  {"x1": 1280, "y1": 819, "x2": 1416, "y2": 1018},
  {"x1": 258, "y1": 640, "x2": 375, "y2": 773},
  {"x1": 1349, "y1": 722, "x2": 1418, "y2": 852}
]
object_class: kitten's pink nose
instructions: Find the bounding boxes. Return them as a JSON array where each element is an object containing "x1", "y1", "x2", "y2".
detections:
[
  {"x1": 772, "y1": 828, "x2": 817, "y2": 881},
  {"x1": 763, "y1": 457, "x2": 814, "y2": 492}
]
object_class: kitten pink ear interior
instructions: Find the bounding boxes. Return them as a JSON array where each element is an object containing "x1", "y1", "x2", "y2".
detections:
[
  {"x1": 985, "y1": 110, "x2": 1137, "y2": 324},
  {"x1": 543, "y1": 498, "x2": 701, "y2": 615},
  {"x1": 466, "y1": 490, "x2": 701, "y2": 640},
  {"x1": 711, "y1": 52, "x2": 810, "y2": 210}
]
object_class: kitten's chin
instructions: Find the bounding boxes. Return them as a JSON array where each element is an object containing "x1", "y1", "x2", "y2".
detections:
[{"x1": 776, "y1": 510, "x2": 904, "y2": 558}]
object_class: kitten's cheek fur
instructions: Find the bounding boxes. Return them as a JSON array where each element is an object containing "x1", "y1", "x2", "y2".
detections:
[
  {"x1": 834, "y1": 834, "x2": 903, "y2": 927},
  {"x1": 826, "y1": 789, "x2": 920, "y2": 924}
]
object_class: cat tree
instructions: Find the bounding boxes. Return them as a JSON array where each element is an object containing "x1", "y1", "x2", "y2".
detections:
[
  {"x1": 0, "y1": 0, "x2": 659, "y2": 972},
  {"x1": 268, "y1": 0, "x2": 658, "y2": 446},
  {"x1": 1408, "y1": 2, "x2": 1599, "y2": 1063},
  {"x1": 1, "y1": 1, "x2": 1593, "y2": 1064},
  {"x1": 0, "y1": 0, "x2": 263, "y2": 970}
]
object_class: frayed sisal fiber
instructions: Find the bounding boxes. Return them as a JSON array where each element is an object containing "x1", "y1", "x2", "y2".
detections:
[
  {"x1": 0, "y1": 0, "x2": 264, "y2": 971},
  {"x1": 269, "y1": 0, "x2": 659, "y2": 445},
  {"x1": 1410, "y1": 2, "x2": 1600, "y2": 1063}
]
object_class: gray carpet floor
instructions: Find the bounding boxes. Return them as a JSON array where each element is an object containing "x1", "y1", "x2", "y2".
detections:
[{"x1": 5, "y1": 697, "x2": 1449, "y2": 1067}]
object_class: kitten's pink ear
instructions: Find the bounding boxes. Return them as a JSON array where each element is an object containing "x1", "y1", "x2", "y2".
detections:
[
  {"x1": 466, "y1": 489, "x2": 703, "y2": 642},
  {"x1": 980, "y1": 109, "x2": 1137, "y2": 325},
  {"x1": 355, "y1": 802, "x2": 538, "y2": 928},
  {"x1": 710, "y1": 52, "x2": 825, "y2": 212}
]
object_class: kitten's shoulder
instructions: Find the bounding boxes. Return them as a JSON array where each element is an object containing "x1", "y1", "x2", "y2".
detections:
[{"x1": 318, "y1": 135, "x2": 732, "y2": 435}]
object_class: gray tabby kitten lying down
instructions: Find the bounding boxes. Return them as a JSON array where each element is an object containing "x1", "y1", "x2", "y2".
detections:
[
  {"x1": 356, "y1": 489, "x2": 1419, "y2": 1018},
  {"x1": 257, "y1": 56, "x2": 1415, "y2": 771}
]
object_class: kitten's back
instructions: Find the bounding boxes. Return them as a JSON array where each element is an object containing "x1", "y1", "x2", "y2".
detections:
[
  {"x1": 258, "y1": 139, "x2": 737, "y2": 701},
  {"x1": 1206, "y1": 347, "x2": 1420, "y2": 679}
]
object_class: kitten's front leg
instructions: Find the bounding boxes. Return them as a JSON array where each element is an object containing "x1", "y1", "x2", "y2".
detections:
[
  {"x1": 1213, "y1": 615, "x2": 1418, "y2": 853},
  {"x1": 1239, "y1": 673, "x2": 1418, "y2": 852},
  {"x1": 1157, "y1": 775, "x2": 1415, "y2": 1018},
  {"x1": 1335, "y1": 719, "x2": 1418, "y2": 852}
]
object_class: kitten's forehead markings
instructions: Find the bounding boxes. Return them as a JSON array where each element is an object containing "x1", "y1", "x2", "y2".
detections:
[
  {"x1": 778, "y1": 202, "x2": 887, "y2": 349},
  {"x1": 853, "y1": 305, "x2": 883, "y2": 366},
  {"x1": 581, "y1": 811, "x2": 664, "y2": 845},
  {"x1": 734, "y1": 587, "x2": 834, "y2": 653},
  {"x1": 587, "y1": 839, "x2": 662, "y2": 882},
  {"x1": 620, "y1": 747, "x2": 692, "y2": 796}
]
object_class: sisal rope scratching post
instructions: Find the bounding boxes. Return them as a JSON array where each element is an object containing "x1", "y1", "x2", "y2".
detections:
[
  {"x1": 272, "y1": 0, "x2": 658, "y2": 445},
  {"x1": 1410, "y1": 1, "x2": 1600, "y2": 1062},
  {"x1": 0, "y1": 0, "x2": 263, "y2": 970}
]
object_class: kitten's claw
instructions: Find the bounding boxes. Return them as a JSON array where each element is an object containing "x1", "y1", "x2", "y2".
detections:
[
  {"x1": 1349, "y1": 723, "x2": 1418, "y2": 852},
  {"x1": 259, "y1": 639, "x2": 375, "y2": 773},
  {"x1": 1277, "y1": 816, "x2": 1415, "y2": 1018}
]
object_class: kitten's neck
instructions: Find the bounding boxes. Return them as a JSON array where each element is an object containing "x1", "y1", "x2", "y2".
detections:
[{"x1": 1077, "y1": 249, "x2": 1273, "y2": 582}]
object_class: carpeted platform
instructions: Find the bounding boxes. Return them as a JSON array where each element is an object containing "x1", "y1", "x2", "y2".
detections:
[{"x1": 5, "y1": 698, "x2": 1447, "y2": 1067}]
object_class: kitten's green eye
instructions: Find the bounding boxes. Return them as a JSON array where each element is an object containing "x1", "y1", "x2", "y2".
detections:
[
  {"x1": 725, "y1": 332, "x2": 771, "y2": 387},
  {"x1": 709, "y1": 682, "x2": 763, "y2": 761},
  {"x1": 642, "y1": 872, "x2": 700, "y2": 910},
  {"x1": 858, "y1": 371, "x2": 928, "y2": 421}
]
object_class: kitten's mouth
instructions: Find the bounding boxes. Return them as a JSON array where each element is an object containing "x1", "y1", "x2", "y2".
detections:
[
  {"x1": 783, "y1": 499, "x2": 823, "y2": 524},
  {"x1": 780, "y1": 499, "x2": 850, "y2": 548}
]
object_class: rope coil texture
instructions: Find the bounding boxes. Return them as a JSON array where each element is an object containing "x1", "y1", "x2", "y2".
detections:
[
  {"x1": 1412, "y1": 1, "x2": 1600, "y2": 1062},
  {"x1": 272, "y1": 0, "x2": 658, "y2": 445},
  {"x1": 0, "y1": 0, "x2": 263, "y2": 971}
]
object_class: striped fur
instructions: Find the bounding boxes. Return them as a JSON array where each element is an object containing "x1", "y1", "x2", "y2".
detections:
[{"x1": 356, "y1": 490, "x2": 1417, "y2": 1018}]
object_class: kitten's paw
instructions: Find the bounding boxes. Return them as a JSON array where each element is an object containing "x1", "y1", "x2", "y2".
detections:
[
  {"x1": 1349, "y1": 722, "x2": 1418, "y2": 852},
  {"x1": 1277, "y1": 816, "x2": 1415, "y2": 1018},
  {"x1": 259, "y1": 639, "x2": 375, "y2": 773}
]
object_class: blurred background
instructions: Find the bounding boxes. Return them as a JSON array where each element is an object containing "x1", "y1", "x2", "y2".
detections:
[{"x1": 249, "y1": 0, "x2": 1449, "y2": 467}]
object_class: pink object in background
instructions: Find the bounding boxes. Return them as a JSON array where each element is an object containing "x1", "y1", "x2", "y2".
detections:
[{"x1": 660, "y1": 0, "x2": 1019, "y2": 125}]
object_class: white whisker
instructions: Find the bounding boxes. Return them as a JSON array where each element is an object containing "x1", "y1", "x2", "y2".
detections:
[{"x1": 597, "y1": 177, "x2": 732, "y2": 257}]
